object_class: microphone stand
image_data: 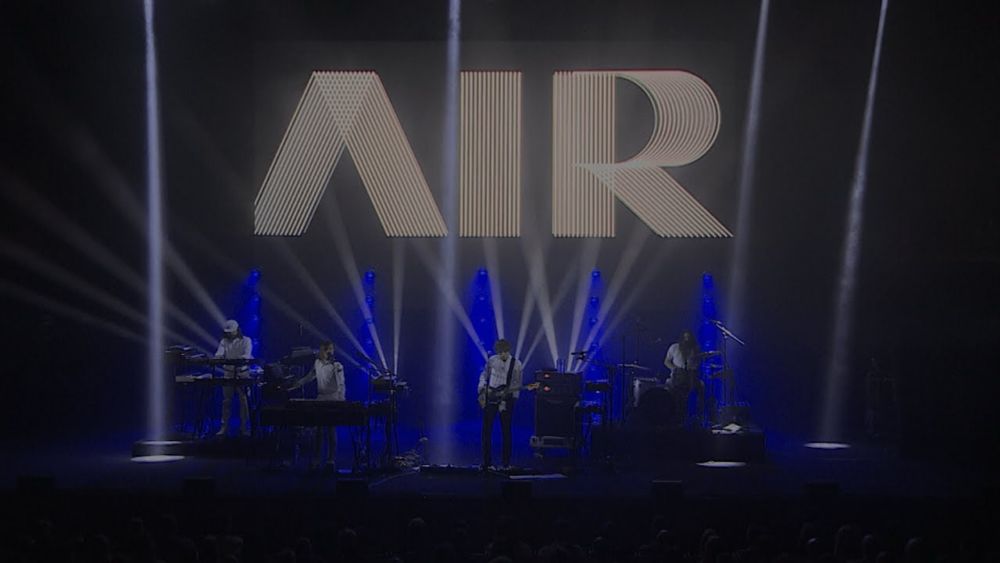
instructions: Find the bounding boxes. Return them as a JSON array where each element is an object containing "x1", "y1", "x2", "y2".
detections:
[{"x1": 709, "y1": 320, "x2": 746, "y2": 408}]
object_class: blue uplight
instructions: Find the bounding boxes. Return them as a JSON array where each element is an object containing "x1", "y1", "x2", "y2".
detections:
[{"x1": 235, "y1": 269, "x2": 263, "y2": 358}]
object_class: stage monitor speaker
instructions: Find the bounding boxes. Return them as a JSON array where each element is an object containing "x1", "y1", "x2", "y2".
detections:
[
  {"x1": 338, "y1": 478, "x2": 369, "y2": 500},
  {"x1": 16, "y1": 475, "x2": 55, "y2": 496},
  {"x1": 534, "y1": 395, "x2": 578, "y2": 439},
  {"x1": 804, "y1": 481, "x2": 840, "y2": 503},
  {"x1": 182, "y1": 477, "x2": 216, "y2": 498},
  {"x1": 651, "y1": 479, "x2": 684, "y2": 503},
  {"x1": 501, "y1": 481, "x2": 532, "y2": 502}
]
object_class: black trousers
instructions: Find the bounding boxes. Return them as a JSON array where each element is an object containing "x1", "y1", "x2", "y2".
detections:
[{"x1": 481, "y1": 398, "x2": 516, "y2": 466}]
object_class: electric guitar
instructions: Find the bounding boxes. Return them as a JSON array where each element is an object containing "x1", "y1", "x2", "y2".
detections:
[{"x1": 478, "y1": 382, "x2": 541, "y2": 409}]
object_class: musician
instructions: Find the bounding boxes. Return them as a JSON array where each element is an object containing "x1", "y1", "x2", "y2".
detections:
[
  {"x1": 215, "y1": 319, "x2": 253, "y2": 437},
  {"x1": 289, "y1": 340, "x2": 344, "y2": 469},
  {"x1": 478, "y1": 338, "x2": 523, "y2": 470},
  {"x1": 663, "y1": 329, "x2": 706, "y2": 425}
]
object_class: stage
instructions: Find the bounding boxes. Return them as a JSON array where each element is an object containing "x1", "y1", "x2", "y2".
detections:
[{"x1": 1, "y1": 432, "x2": 989, "y2": 502}]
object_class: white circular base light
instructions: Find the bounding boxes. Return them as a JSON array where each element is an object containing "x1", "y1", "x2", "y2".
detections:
[
  {"x1": 131, "y1": 455, "x2": 185, "y2": 463},
  {"x1": 696, "y1": 460, "x2": 746, "y2": 468},
  {"x1": 804, "y1": 442, "x2": 851, "y2": 450}
]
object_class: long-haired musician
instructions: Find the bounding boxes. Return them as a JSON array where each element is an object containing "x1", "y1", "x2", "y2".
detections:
[{"x1": 663, "y1": 329, "x2": 707, "y2": 426}]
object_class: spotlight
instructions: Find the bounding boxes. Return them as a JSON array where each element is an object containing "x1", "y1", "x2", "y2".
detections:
[
  {"x1": 696, "y1": 460, "x2": 747, "y2": 468},
  {"x1": 591, "y1": 269, "x2": 600, "y2": 278},
  {"x1": 821, "y1": 0, "x2": 889, "y2": 442},
  {"x1": 132, "y1": 439, "x2": 186, "y2": 458},
  {"x1": 478, "y1": 268, "x2": 488, "y2": 277},
  {"x1": 804, "y1": 442, "x2": 851, "y2": 450},
  {"x1": 364, "y1": 269, "x2": 376, "y2": 282}
]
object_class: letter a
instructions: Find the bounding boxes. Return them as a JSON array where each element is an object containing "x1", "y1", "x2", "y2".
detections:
[{"x1": 254, "y1": 71, "x2": 447, "y2": 237}]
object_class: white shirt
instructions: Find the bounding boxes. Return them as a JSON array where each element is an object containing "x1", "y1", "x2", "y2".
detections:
[
  {"x1": 478, "y1": 354, "x2": 524, "y2": 399},
  {"x1": 314, "y1": 358, "x2": 345, "y2": 401},
  {"x1": 663, "y1": 343, "x2": 698, "y2": 374},
  {"x1": 215, "y1": 335, "x2": 253, "y2": 376}
]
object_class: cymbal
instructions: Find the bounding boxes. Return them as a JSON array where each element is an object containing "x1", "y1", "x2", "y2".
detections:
[{"x1": 619, "y1": 363, "x2": 650, "y2": 371}]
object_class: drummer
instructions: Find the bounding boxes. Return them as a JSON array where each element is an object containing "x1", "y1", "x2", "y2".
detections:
[{"x1": 663, "y1": 329, "x2": 707, "y2": 426}]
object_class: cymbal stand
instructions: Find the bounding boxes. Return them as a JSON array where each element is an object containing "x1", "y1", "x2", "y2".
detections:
[{"x1": 619, "y1": 317, "x2": 650, "y2": 424}]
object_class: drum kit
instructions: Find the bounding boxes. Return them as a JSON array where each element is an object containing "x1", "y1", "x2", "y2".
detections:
[
  {"x1": 584, "y1": 319, "x2": 747, "y2": 428},
  {"x1": 621, "y1": 350, "x2": 733, "y2": 427}
]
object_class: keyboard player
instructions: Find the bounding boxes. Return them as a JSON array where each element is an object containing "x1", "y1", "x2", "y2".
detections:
[
  {"x1": 215, "y1": 319, "x2": 253, "y2": 437},
  {"x1": 289, "y1": 340, "x2": 345, "y2": 469}
]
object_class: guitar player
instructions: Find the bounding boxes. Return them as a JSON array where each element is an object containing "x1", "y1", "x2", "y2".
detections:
[{"x1": 478, "y1": 338, "x2": 523, "y2": 470}]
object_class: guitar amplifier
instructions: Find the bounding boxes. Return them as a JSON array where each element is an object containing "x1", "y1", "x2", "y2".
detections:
[
  {"x1": 533, "y1": 370, "x2": 582, "y2": 397},
  {"x1": 534, "y1": 394, "x2": 579, "y2": 440}
]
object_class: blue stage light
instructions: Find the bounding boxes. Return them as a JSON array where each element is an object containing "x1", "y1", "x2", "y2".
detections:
[{"x1": 235, "y1": 269, "x2": 264, "y2": 357}]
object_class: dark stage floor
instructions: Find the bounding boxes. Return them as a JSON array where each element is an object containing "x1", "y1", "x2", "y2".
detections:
[{"x1": 1, "y1": 430, "x2": 992, "y2": 502}]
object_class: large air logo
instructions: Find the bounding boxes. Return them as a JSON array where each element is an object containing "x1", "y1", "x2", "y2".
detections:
[{"x1": 253, "y1": 70, "x2": 731, "y2": 238}]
